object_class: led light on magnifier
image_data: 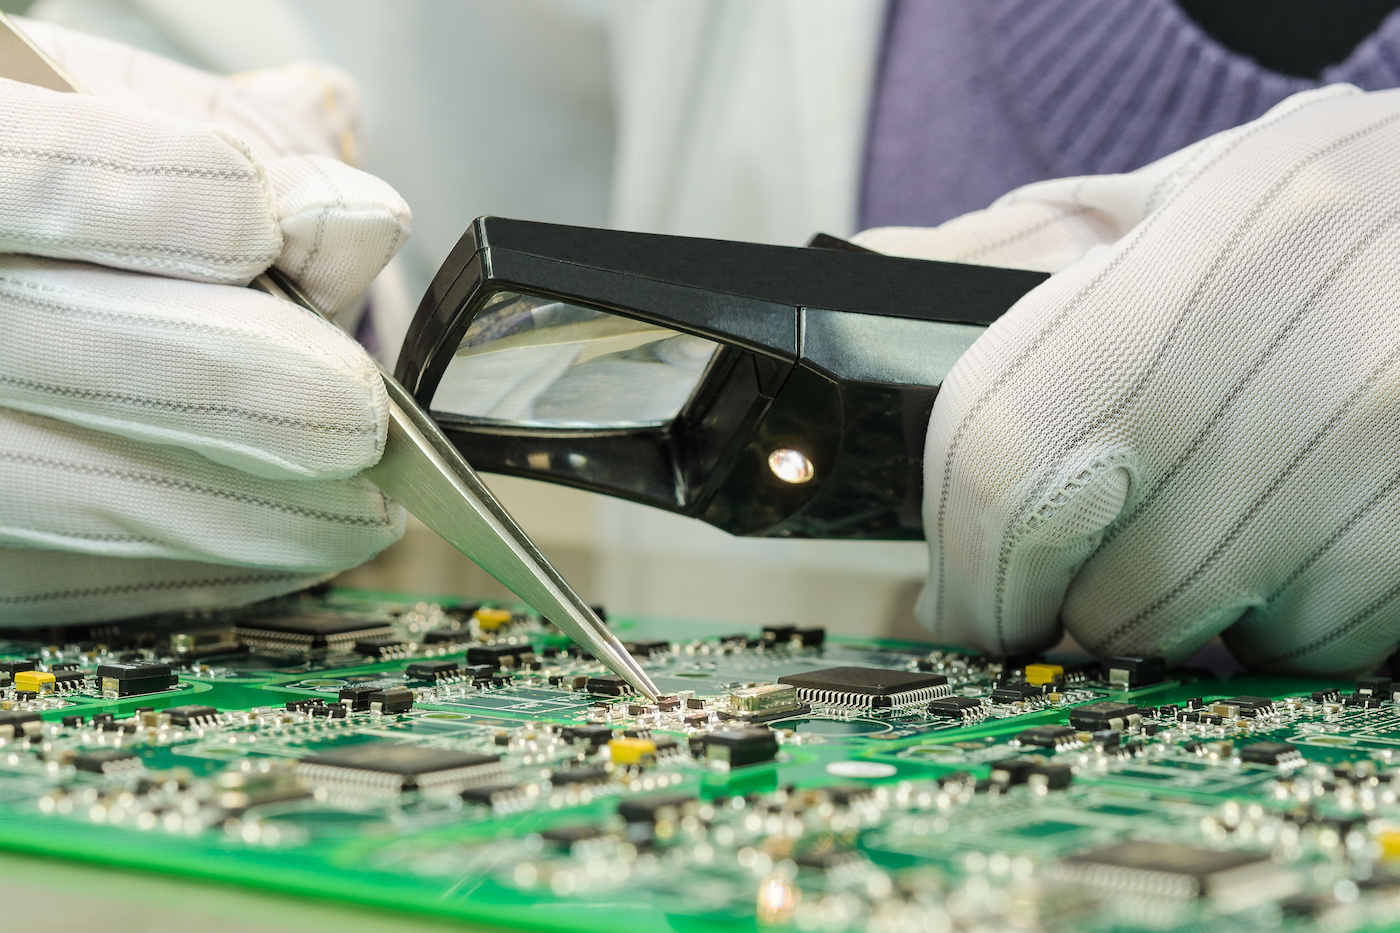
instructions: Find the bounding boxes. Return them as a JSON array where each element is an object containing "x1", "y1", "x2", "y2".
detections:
[{"x1": 768, "y1": 448, "x2": 814, "y2": 484}]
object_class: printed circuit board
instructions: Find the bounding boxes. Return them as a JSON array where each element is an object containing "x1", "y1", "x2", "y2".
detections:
[{"x1": 0, "y1": 587, "x2": 1396, "y2": 932}]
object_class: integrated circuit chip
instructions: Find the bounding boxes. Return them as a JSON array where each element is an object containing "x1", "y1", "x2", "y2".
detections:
[
  {"x1": 235, "y1": 614, "x2": 394, "y2": 653},
  {"x1": 1069, "y1": 702, "x2": 1140, "y2": 731},
  {"x1": 926, "y1": 696, "x2": 985, "y2": 720},
  {"x1": 1049, "y1": 841, "x2": 1294, "y2": 906},
  {"x1": 777, "y1": 667, "x2": 951, "y2": 709},
  {"x1": 297, "y1": 741, "x2": 506, "y2": 795},
  {"x1": 1239, "y1": 741, "x2": 1303, "y2": 767}
]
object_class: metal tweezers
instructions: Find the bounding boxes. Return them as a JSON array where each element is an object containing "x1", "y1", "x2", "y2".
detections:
[{"x1": 0, "y1": 14, "x2": 659, "y2": 699}]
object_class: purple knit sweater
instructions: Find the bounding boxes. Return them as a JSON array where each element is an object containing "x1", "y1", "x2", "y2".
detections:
[{"x1": 861, "y1": 0, "x2": 1400, "y2": 229}]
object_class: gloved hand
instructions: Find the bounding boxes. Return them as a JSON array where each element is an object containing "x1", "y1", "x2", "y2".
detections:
[
  {"x1": 0, "y1": 20, "x2": 411, "y2": 625},
  {"x1": 856, "y1": 85, "x2": 1400, "y2": 676}
]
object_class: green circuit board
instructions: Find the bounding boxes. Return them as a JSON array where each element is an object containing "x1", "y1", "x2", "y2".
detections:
[{"x1": 0, "y1": 587, "x2": 1396, "y2": 932}]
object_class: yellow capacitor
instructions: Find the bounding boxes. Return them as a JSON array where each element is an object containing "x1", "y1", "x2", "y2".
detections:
[
  {"x1": 608, "y1": 737, "x2": 657, "y2": 767},
  {"x1": 14, "y1": 670, "x2": 55, "y2": 693},
  {"x1": 474, "y1": 607, "x2": 513, "y2": 631},
  {"x1": 1025, "y1": 663, "x2": 1064, "y2": 686}
]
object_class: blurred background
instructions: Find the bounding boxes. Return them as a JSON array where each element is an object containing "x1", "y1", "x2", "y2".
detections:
[{"x1": 9, "y1": 0, "x2": 930, "y2": 640}]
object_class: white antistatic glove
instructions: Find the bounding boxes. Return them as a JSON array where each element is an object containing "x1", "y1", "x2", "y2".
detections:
[
  {"x1": 856, "y1": 85, "x2": 1400, "y2": 676},
  {"x1": 0, "y1": 21, "x2": 411, "y2": 625}
]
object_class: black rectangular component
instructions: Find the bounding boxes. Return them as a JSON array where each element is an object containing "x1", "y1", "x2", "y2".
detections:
[
  {"x1": 165, "y1": 705, "x2": 218, "y2": 727},
  {"x1": 460, "y1": 783, "x2": 521, "y2": 806},
  {"x1": 622, "y1": 641, "x2": 668, "y2": 658},
  {"x1": 1069, "y1": 702, "x2": 1140, "y2": 731},
  {"x1": 702, "y1": 727, "x2": 779, "y2": 766},
  {"x1": 298, "y1": 742, "x2": 504, "y2": 794},
  {"x1": 1017, "y1": 725, "x2": 1076, "y2": 748},
  {"x1": 405, "y1": 660, "x2": 461, "y2": 682},
  {"x1": 354, "y1": 636, "x2": 405, "y2": 657},
  {"x1": 777, "y1": 667, "x2": 950, "y2": 709},
  {"x1": 235, "y1": 614, "x2": 393, "y2": 652},
  {"x1": 338, "y1": 685, "x2": 379, "y2": 711},
  {"x1": 51, "y1": 670, "x2": 85, "y2": 689},
  {"x1": 1357, "y1": 677, "x2": 1394, "y2": 697},
  {"x1": 0, "y1": 659, "x2": 36, "y2": 676},
  {"x1": 991, "y1": 682, "x2": 1044, "y2": 703},
  {"x1": 1054, "y1": 841, "x2": 1280, "y2": 900},
  {"x1": 96, "y1": 662, "x2": 176, "y2": 697},
  {"x1": 1239, "y1": 741, "x2": 1301, "y2": 766},
  {"x1": 586, "y1": 674, "x2": 632, "y2": 696},
  {"x1": 617, "y1": 792, "x2": 698, "y2": 823},
  {"x1": 927, "y1": 696, "x2": 983, "y2": 720},
  {"x1": 549, "y1": 767, "x2": 608, "y2": 786},
  {"x1": 369, "y1": 687, "x2": 414, "y2": 713},
  {"x1": 73, "y1": 749, "x2": 139, "y2": 774},
  {"x1": 1105, "y1": 655, "x2": 1166, "y2": 688},
  {"x1": 467, "y1": 644, "x2": 531, "y2": 670},
  {"x1": 562, "y1": 725, "x2": 614, "y2": 747}
]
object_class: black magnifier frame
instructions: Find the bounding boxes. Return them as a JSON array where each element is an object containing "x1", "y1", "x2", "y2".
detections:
[{"x1": 395, "y1": 217, "x2": 1047, "y2": 540}]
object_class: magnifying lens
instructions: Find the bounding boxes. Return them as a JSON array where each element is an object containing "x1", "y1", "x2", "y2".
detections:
[{"x1": 396, "y1": 218, "x2": 1048, "y2": 540}]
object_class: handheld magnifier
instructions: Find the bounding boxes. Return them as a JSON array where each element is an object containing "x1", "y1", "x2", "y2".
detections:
[{"x1": 397, "y1": 218, "x2": 1049, "y2": 540}]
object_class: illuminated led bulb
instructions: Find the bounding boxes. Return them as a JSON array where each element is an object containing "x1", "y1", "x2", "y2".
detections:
[{"x1": 767, "y1": 448, "x2": 814, "y2": 484}]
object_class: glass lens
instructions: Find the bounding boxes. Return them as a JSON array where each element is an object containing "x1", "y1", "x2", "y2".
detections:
[{"x1": 430, "y1": 291, "x2": 721, "y2": 429}]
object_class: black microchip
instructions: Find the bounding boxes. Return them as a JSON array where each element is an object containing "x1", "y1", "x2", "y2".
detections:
[
  {"x1": 299, "y1": 742, "x2": 501, "y2": 793},
  {"x1": 1104, "y1": 655, "x2": 1166, "y2": 687},
  {"x1": 52, "y1": 670, "x2": 85, "y2": 688},
  {"x1": 235, "y1": 614, "x2": 393, "y2": 650},
  {"x1": 0, "y1": 659, "x2": 36, "y2": 676},
  {"x1": 467, "y1": 644, "x2": 530, "y2": 670},
  {"x1": 1057, "y1": 841, "x2": 1277, "y2": 898},
  {"x1": 623, "y1": 641, "x2": 669, "y2": 658},
  {"x1": 777, "y1": 667, "x2": 948, "y2": 709},
  {"x1": 540, "y1": 824, "x2": 608, "y2": 847},
  {"x1": 422, "y1": 629, "x2": 468, "y2": 645},
  {"x1": 549, "y1": 766, "x2": 609, "y2": 786},
  {"x1": 369, "y1": 687, "x2": 414, "y2": 713},
  {"x1": 1069, "y1": 701, "x2": 1140, "y2": 731},
  {"x1": 1357, "y1": 676, "x2": 1394, "y2": 697},
  {"x1": 617, "y1": 792, "x2": 698, "y2": 823},
  {"x1": 1017, "y1": 725, "x2": 1076, "y2": 748},
  {"x1": 354, "y1": 636, "x2": 405, "y2": 657},
  {"x1": 460, "y1": 782, "x2": 521, "y2": 806},
  {"x1": 339, "y1": 684, "x2": 379, "y2": 711},
  {"x1": 762, "y1": 625, "x2": 797, "y2": 644},
  {"x1": 1239, "y1": 741, "x2": 1300, "y2": 766},
  {"x1": 586, "y1": 674, "x2": 632, "y2": 696},
  {"x1": 50, "y1": 662, "x2": 81, "y2": 672},
  {"x1": 927, "y1": 696, "x2": 983, "y2": 719},
  {"x1": 405, "y1": 660, "x2": 460, "y2": 681},
  {"x1": 73, "y1": 749, "x2": 139, "y2": 774},
  {"x1": 702, "y1": 727, "x2": 779, "y2": 766},
  {"x1": 991, "y1": 682, "x2": 1044, "y2": 702},
  {"x1": 1223, "y1": 696, "x2": 1274, "y2": 715},
  {"x1": 562, "y1": 725, "x2": 614, "y2": 747},
  {"x1": 1033, "y1": 763, "x2": 1074, "y2": 789},
  {"x1": 990, "y1": 758, "x2": 1038, "y2": 786},
  {"x1": 96, "y1": 662, "x2": 176, "y2": 696},
  {"x1": 164, "y1": 705, "x2": 218, "y2": 727},
  {"x1": 794, "y1": 627, "x2": 826, "y2": 647}
]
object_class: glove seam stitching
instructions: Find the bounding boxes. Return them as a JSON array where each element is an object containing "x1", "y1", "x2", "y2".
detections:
[
  {"x1": 0, "y1": 374, "x2": 377, "y2": 437},
  {"x1": 0, "y1": 572, "x2": 305, "y2": 605},
  {"x1": 0, "y1": 450, "x2": 392, "y2": 528},
  {"x1": 0, "y1": 146, "x2": 259, "y2": 180}
]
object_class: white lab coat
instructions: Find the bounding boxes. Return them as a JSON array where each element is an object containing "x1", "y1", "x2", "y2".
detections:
[{"x1": 29, "y1": 0, "x2": 929, "y2": 636}]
